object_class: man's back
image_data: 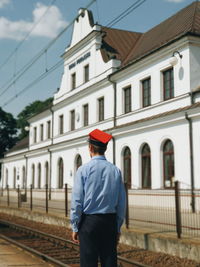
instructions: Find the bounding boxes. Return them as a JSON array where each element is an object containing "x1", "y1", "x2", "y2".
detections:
[
  {"x1": 70, "y1": 128, "x2": 126, "y2": 267},
  {"x1": 78, "y1": 155, "x2": 123, "y2": 215}
]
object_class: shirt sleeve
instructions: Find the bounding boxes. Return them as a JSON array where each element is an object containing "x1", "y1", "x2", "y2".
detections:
[
  {"x1": 70, "y1": 167, "x2": 84, "y2": 232},
  {"x1": 116, "y1": 170, "x2": 126, "y2": 233}
]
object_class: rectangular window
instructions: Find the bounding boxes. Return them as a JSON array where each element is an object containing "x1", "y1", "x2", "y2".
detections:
[
  {"x1": 33, "y1": 127, "x2": 37, "y2": 143},
  {"x1": 71, "y1": 72, "x2": 76, "y2": 90},
  {"x1": 83, "y1": 104, "x2": 89, "y2": 126},
  {"x1": 124, "y1": 86, "x2": 131, "y2": 113},
  {"x1": 142, "y1": 78, "x2": 151, "y2": 107},
  {"x1": 71, "y1": 110, "x2": 75, "y2": 131},
  {"x1": 163, "y1": 68, "x2": 174, "y2": 100},
  {"x1": 84, "y1": 64, "x2": 89, "y2": 83},
  {"x1": 47, "y1": 120, "x2": 51, "y2": 139},
  {"x1": 98, "y1": 97, "x2": 104, "y2": 121},
  {"x1": 59, "y1": 115, "x2": 64, "y2": 135},
  {"x1": 40, "y1": 124, "x2": 44, "y2": 141}
]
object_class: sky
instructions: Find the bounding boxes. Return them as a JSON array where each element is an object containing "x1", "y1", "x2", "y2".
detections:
[{"x1": 0, "y1": 0, "x2": 196, "y2": 118}]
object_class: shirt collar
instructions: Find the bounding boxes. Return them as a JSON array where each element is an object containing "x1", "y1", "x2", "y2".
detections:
[{"x1": 91, "y1": 155, "x2": 106, "y2": 160}]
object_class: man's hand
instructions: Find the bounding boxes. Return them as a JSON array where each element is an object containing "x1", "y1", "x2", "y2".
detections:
[{"x1": 72, "y1": 231, "x2": 79, "y2": 244}]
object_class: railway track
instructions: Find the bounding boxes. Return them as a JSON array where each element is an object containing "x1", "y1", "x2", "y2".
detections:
[{"x1": 0, "y1": 220, "x2": 151, "y2": 267}]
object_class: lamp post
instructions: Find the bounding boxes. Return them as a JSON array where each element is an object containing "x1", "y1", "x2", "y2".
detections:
[{"x1": 169, "y1": 51, "x2": 183, "y2": 66}]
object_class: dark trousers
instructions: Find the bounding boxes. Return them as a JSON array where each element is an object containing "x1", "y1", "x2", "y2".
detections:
[{"x1": 78, "y1": 213, "x2": 118, "y2": 267}]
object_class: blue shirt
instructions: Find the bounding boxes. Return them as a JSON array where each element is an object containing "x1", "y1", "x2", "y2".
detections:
[{"x1": 70, "y1": 155, "x2": 126, "y2": 233}]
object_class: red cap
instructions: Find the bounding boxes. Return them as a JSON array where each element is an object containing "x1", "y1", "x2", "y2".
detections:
[{"x1": 88, "y1": 129, "x2": 112, "y2": 147}]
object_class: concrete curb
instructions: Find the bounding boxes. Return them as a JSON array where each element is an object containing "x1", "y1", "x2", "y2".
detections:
[{"x1": 1, "y1": 206, "x2": 200, "y2": 262}]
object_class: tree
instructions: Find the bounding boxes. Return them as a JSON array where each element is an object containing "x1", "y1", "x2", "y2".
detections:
[
  {"x1": 17, "y1": 97, "x2": 53, "y2": 140},
  {"x1": 0, "y1": 107, "x2": 18, "y2": 159}
]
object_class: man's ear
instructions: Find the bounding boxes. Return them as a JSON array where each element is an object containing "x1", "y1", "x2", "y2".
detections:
[{"x1": 89, "y1": 144, "x2": 92, "y2": 151}]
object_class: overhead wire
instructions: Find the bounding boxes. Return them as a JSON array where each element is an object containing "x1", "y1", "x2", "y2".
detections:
[
  {"x1": 0, "y1": 0, "x2": 96, "y2": 98},
  {"x1": 2, "y1": 59, "x2": 63, "y2": 108},
  {"x1": 1, "y1": 0, "x2": 147, "y2": 108},
  {"x1": 106, "y1": 0, "x2": 147, "y2": 28},
  {"x1": 0, "y1": 0, "x2": 56, "y2": 73}
]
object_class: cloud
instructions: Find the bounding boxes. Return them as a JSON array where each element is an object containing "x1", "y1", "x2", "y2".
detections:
[
  {"x1": 0, "y1": 0, "x2": 10, "y2": 8},
  {"x1": 165, "y1": 0, "x2": 186, "y2": 3},
  {"x1": 0, "y1": 2, "x2": 67, "y2": 40}
]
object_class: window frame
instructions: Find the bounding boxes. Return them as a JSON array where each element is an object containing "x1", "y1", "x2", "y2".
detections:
[
  {"x1": 71, "y1": 72, "x2": 76, "y2": 90},
  {"x1": 38, "y1": 163, "x2": 41, "y2": 189},
  {"x1": 98, "y1": 97, "x2": 104, "y2": 122},
  {"x1": 33, "y1": 127, "x2": 37, "y2": 143},
  {"x1": 142, "y1": 77, "x2": 151, "y2": 107},
  {"x1": 58, "y1": 158, "x2": 64, "y2": 189},
  {"x1": 59, "y1": 114, "x2": 64, "y2": 135},
  {"x1": 123, "y1": 86, "x2": 132, "y2": 114},
  {"x1": 83, "y1": 104, "x2": 89, "y2": 127},
  {"x1": 47, "y1": 120, "x2": 51, "y2": 139},
  {"x1": 32, "y1": 164, "x2": 35, "y2": 189},
  {"x1": 123, "y1": 147, "x2": 132, "y2": 189},
  {"x1": 70, "y1": 109, "x2": 75, "y2": 131},
  {"x1": 163, "y1": 139, "x2": 175, "y2": 188},
  {"x1": 163, "y1": 68, "x2": 174, "y2": 101},
  {"x1": 141, "y1": 144, "x2": 151, "y2": 189},
  {"x1": 84, "y1": 64, "x2": 89, "y2": 83},
  {"x1": 40, "y1": 124, "x2": 44, "y2": 141}
]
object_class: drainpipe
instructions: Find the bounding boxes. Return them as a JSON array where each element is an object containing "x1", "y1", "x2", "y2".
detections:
[
  {"x1": 189, "y1": 91, "x2": 195, "y2": 105},
  {"x1": 108, "y1": 76, "x2": 117, "y2": 165},
  {"x1": 24, "y1": 155, "x2": 28, "y2": 201},
  {"x1": 48, "y1": 148, "x2": 52, "y2": 200},
  {"x1": 185, "y1": 112, "x2": 195, "y2": 213},
  {"x1": 108, "y1": 76, "x2": 117, "y2": 128},
  {"x1": 0, "y1": 163, "x2": 4, "y2": 196},
  {"x1": 48, "y1": 106, "x2": 54, "y2": 200}
]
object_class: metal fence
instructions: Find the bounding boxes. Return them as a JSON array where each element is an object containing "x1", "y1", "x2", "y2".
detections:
[
  {"x1": 0, "y1": 184, "x2": 72, "y2": 217},
  {"x1": 0, "y1": 181, "x2": 200, "y2": 238}
]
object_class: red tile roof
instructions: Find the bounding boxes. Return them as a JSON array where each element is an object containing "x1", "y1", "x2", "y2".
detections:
[
  {"x1": 101, "y1": 27, "x2": 142, "y2": 63},
  {"x1": 6, "y1": 136, "x2": 29, "y2": 154},
  {"x1": 101, "y1": 2, "x2": 200, "y2": 67}
]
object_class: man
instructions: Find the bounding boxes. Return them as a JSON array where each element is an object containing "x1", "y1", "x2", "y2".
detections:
[{"x1": 70, "y1": 129, "x2": 126, "y2": 267}]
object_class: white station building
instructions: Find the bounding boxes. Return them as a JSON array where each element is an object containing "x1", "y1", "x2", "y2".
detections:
[{"x1": 1, "y1": 2, "x2": 200, "y2": 193}]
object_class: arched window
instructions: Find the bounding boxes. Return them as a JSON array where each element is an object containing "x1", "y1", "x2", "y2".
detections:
[
  {"x1": 123, "y1": 147, "x2": 132, "y2": 189},
  {"x1": 163, "y1": 139, "x2": 174, "y2": 188},
  {"x1": 58, "y1": 158, "x2": 64, "y2": 189},
  {"x1": 141, "y1": 144, "x2": 151, "y2": 189},
  {"x1": 32, "y1": 164, "x2": 35, "y2": 189},
  {"x1": 45, "y1": 162, "x2": 49, "y2": 186},
  {"x1": 76, "y1": 155, "x2": 82, "y2": 170},
  {"x1": 38, "y1": 163, "x2": 41, "y2": 189},
  {"x1": 22, "y1": 166, "x2": 26, "y2": 189},
  {"x1": 13, "y1": 167, "x2": 16, "y2": 189}
]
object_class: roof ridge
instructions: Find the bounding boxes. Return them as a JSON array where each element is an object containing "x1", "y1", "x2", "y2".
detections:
[
  {"x1": 102, "y1": 26, "x2": 142, "y2": 35},
  {"x1": 191, "y1": 1, "x2": 200, "y2": 33},
  {"x1": 122, "y1": 33, "x2": 144, "y2": 65},
  {"x1": 122, "y1": 1, "x2": 200, "y2": 67}
]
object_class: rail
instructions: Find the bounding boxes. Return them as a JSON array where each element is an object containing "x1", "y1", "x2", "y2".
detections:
[
  {"x1": 0, "y1": 220, "x2": 152, "y2": 267},
  {"x1": 1, "y1": 181, "x2": 200, "y2": 238}
]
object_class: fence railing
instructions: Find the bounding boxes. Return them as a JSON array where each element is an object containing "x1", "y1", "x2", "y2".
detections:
[
  {"x1": 0, "y1": 184, "x2": 72, "y2": 217},
  {"x1": 0, "y1": 182, "x2": 200, "y2": 239}
]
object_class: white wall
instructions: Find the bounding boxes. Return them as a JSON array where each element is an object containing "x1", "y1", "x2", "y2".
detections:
[
  {"x1": 2, "y1": 158, "x2": 26, "y2": 189},
  {"x1": 115, "y1": 118, "x2": 191, "y2": 189},
  {"x1": 116, "y1": 47, "x2": 191, "y2": 126},
  {"x1": 29, "y1": 112, "x2": 52, "y2": 150},
  {"x1": 190, "y1": 45, "x2": 200, "y2": 91}
]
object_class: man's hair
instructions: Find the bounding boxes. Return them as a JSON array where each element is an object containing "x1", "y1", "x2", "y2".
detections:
[{"x1": 91, "y1": 144, "x2": 107, "y2": 155}]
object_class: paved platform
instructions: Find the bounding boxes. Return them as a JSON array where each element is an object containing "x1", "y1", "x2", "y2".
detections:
[
  {"x1": 0, "y1": 206, "x2": 200, "y2": 263},
  {"x1": 0, "y1": 237, "x2": 54, "y2": 267}
]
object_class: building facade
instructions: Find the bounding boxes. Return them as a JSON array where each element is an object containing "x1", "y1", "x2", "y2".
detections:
[{"x1": 1, "y1": 2, "x2": 200, "y2": 193}]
